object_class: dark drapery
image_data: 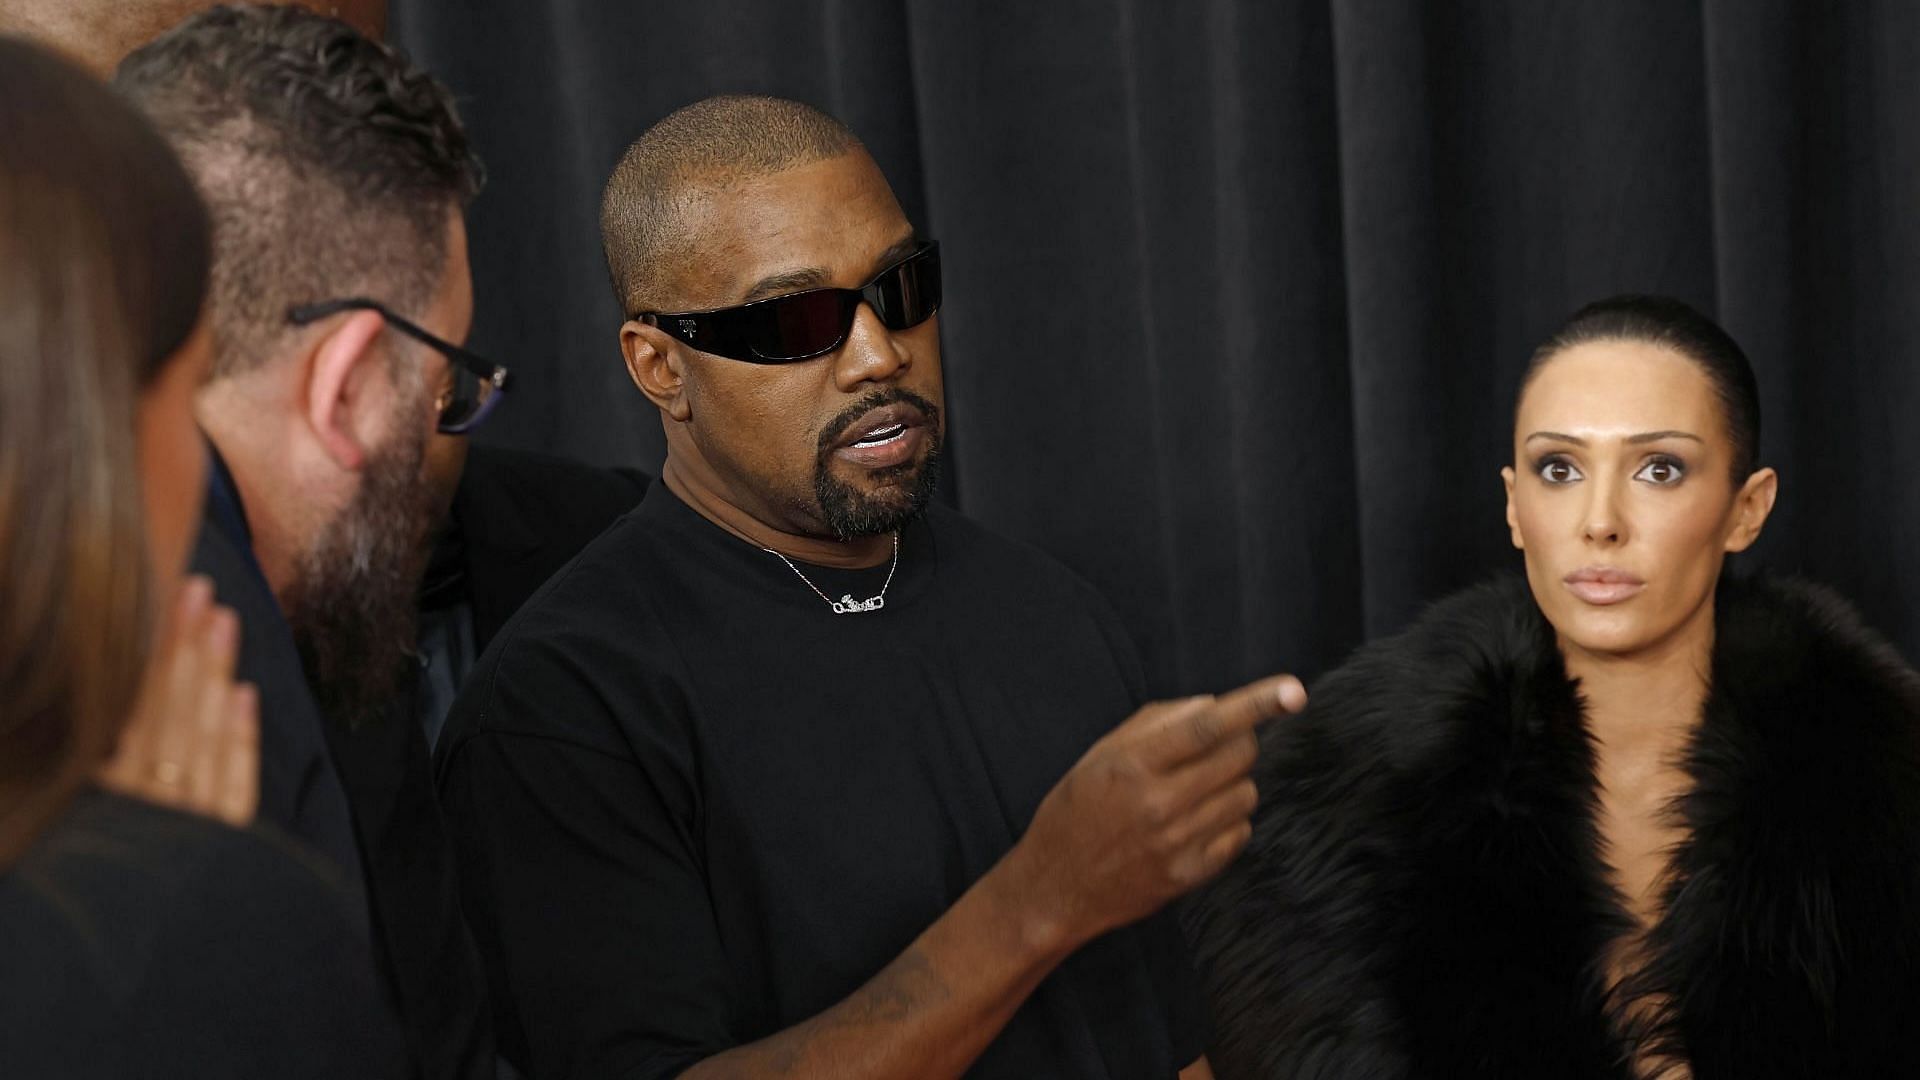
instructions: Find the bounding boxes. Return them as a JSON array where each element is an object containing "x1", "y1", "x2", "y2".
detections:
[{"x1": 391, "y1": 1, "x2": 1920, "y2": 694}]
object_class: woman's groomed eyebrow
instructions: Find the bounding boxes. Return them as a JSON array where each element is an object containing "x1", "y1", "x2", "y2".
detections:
[{"x1": 1524, "y1": 430, "x2": 1703, "y2": 446}]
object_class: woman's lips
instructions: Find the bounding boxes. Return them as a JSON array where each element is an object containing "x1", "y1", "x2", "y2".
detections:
[{"x1": 1563, "y1": 566, "x2": 1646, "y2": 606}]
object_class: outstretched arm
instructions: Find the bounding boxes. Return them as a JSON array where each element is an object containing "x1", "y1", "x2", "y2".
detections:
[{"x1": 680, "y1": 676, "x2": 1305, "y2": 1080}]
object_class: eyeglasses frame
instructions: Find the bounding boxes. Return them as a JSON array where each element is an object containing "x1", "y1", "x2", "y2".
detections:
[{"x1": 286, "y1": 297, "x2": 511, "y2": 434}]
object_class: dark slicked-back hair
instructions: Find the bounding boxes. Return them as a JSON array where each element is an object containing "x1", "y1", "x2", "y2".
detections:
[
  {"x1": 600, "y1": 94, "x2": 862, "y2": 317},
  {"x1": 115, "y1": 4, "x2": 482, "y2": 376},
  {"x1": 1524, "y1": 294, "x2": 1763, "y2": 484}
]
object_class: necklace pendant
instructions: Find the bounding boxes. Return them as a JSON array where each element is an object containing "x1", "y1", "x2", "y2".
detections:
[
  {"x1": 830, "y1": 594, "x2": 886, "y2": 615},
  {"x1": 767, "y1": 532, "x2": 900, "y2": 615}
]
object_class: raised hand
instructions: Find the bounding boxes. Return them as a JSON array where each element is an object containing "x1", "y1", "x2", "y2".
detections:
[
  {"x1": 100, "y1": 575, "x2": 260, "y2": 826},
  {"x1": 1003, "y1": 674, "x2": 1308, "y2": 947}
]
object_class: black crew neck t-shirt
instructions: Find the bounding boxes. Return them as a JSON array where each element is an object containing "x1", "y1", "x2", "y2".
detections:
[{"x1": 435, "y1": 484, "x2": 1206, "y2": 1080}]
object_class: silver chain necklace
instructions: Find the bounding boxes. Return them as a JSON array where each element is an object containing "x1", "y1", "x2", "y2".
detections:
[{"x1": 764, "y1": 533, "x2": 900, "y2": 614}]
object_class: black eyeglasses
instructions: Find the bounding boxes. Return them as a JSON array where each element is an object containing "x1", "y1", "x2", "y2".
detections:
[
  {"x1": 288, "y1": 298, "x2": 511, "y2": 434},
  {"x1": 638, "y1": 241, "x2": 942, "y2": 364}
]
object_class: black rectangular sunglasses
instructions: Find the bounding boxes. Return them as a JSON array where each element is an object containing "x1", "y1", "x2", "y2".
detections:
[
  {"x1": 288, "y1": 298, "x2": 511, "y2": 434},
  {"x1": 638, "y1": 240, "x2": 941, "y2": 364}
]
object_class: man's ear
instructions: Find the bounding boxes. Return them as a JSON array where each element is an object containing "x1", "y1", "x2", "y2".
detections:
[
  {"x1": 304, "y1": 308, "x2": 389, "y2": 471},
  {"x1": 1724, "y1": 466, "x2": 1779, "y2": 553},
  {"x1": 621, "y1": 320, "x2": 692, "y2": 422},
  {"x1": 1501, "y1": 465, "x2": 1525, "y2": 550}
]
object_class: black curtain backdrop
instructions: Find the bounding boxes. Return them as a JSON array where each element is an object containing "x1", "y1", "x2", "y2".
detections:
[{"x1": 392, "y1": 1, "x2": 1920, "y2": 695}]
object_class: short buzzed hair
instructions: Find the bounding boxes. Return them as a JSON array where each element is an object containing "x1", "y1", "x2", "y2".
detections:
[
  {"x1": 115, "y1": 4, "x2": 482, "y2": 376},
  {"x1": 600, "y1": 95, "x2": 862, "y2": 317}
]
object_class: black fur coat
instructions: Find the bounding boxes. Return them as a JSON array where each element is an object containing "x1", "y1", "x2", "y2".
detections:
[{"x1": 1187, "y1": 574, "x2": 1920, "y2": 1078}]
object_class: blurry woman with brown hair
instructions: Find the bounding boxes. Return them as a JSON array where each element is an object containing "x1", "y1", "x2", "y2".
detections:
[{"x1": 0, "y1": 36, "x2": 404, "y2": 1078}]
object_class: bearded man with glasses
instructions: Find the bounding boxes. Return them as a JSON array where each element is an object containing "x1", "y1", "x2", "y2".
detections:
[
  {"x1": 116, "y1": 8, "x2": 497, "y2": 1077},
  {"x1": 436, "y1": 94, "x2": 1306, "y2": 1080}
]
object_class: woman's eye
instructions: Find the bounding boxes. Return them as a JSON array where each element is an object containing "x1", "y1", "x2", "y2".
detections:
[
  {"x1": 1635, "y1": 456, "x2": 1686, "y2": 485},
  {"x1": 1535, "y1": 457, "x2": 1581, "y2": 485}
]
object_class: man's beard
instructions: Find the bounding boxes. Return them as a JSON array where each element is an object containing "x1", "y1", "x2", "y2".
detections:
[
  {"x1": 282, "y1": 420, "x2": 438, "y2": 729},
  {"x1": 813, "y1": 388, "x2": 944, "y2": 539}
]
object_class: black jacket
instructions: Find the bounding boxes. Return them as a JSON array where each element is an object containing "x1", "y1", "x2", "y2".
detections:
[
  {"x1": 195, "y1": 447, "x2": 492, "y2": 1080},
  {"x1": 191, "y1": 453, "x2": 363, "y2": 887},
  {"x1": 1187, "y1": 574, "x2": 1920, "y2": 1079}
]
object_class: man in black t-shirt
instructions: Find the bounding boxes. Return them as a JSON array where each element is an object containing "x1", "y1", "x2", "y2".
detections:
[
  {"x1": 415, "y1": 444, "x2": 651, "y2": 750},
  {"x1": 435, "y1": 95, "x2": 1305, "y2": 1080}
]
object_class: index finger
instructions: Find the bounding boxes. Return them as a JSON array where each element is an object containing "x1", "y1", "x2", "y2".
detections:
[{"x1": 1146, "y1": 673, "x2": 1307, "y2": 766}]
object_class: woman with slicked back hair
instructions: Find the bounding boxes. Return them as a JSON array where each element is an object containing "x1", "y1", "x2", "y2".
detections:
[
  {"x1": 0, "y1": 36, "x2": 405, "y2": 1079},
  {"x1": 1187, "y1": 295, "x2": 1920, "y2": 1079}
]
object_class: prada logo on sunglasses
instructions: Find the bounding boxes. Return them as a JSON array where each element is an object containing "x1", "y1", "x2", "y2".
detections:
[{"x1": 637, "y1": 241, "x2": 943, "y2": 365}]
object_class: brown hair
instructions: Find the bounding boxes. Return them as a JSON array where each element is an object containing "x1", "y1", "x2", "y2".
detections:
[
  {"x1": 115, "y1": 4, "x2": 482, "y2": 377},
  {"x1": 0, "y1": 36, "x2": 212, "y2": 865}
]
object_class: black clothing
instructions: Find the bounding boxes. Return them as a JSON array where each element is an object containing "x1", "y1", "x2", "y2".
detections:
[
  {"x1": 197, "y1": 443, "x2": 493, "y2": 1079},
  {"x1": 436, "y1": 483, "x2": 1206, "y2": 1080},
  {"x1": 416, "y1": 444, "x2": 650, "y2": 746},
  {"x1": 324, "y1": 696, "x2": 495, "y2": 1080},
  {"x1": 440, "y1": 442, "x2": 650, "y2": 652},
  {"x1": 194, "y1": 451, "x2": 362, "y2": 882},
  {"x1": 0, "y1": 789, "x2": 406, "y2": 1079},
  {"x1": 417, "y1": 598, "x2": 478, "y2": 751},
  {"x1": 1188, "y1": 574, "x2": 1920, "y2": 1079}
]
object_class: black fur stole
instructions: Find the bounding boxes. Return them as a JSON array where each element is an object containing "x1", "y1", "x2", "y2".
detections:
[{"x1": 1186, "y1": 574, "x2": 1920, "y2": 1079}]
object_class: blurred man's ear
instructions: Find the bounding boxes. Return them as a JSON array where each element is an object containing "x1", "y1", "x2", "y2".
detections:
[{"x1": 302, "y1": 308, "x2": 391, "y2": 471}]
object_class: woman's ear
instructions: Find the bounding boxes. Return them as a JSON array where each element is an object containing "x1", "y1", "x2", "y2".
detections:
[
  {"x1": 621, "y1": 320, "x2": 692, "y2": 422},
  {"x1": 1724, "y1": 466, "x2": 1779, "y2": 553},
  {"x1": 1501, "y1": 465, "x2": 1525, "y2": 550}
]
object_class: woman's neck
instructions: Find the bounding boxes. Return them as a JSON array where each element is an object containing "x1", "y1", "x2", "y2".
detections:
[{"x1": 1561, "y1": 599, "x2": 1716, "y2": 756}]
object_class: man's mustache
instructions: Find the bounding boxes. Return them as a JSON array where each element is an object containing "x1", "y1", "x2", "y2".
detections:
[{"x1": 816, "y1": 388, "x2": 942, "y2": 452}]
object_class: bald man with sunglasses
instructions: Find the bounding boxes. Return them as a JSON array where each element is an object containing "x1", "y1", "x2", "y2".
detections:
[{"x1": 435, "y1": 95, "x2": 1305, "y2": 1080}]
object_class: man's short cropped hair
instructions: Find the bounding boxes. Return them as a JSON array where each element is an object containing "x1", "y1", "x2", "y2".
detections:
[
  {"x1": 600, "y1": 94, "x2": 861, "y2": 317},
  {"x1": 116, "y1": 3, "x2": 483, "y2": 375}
]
